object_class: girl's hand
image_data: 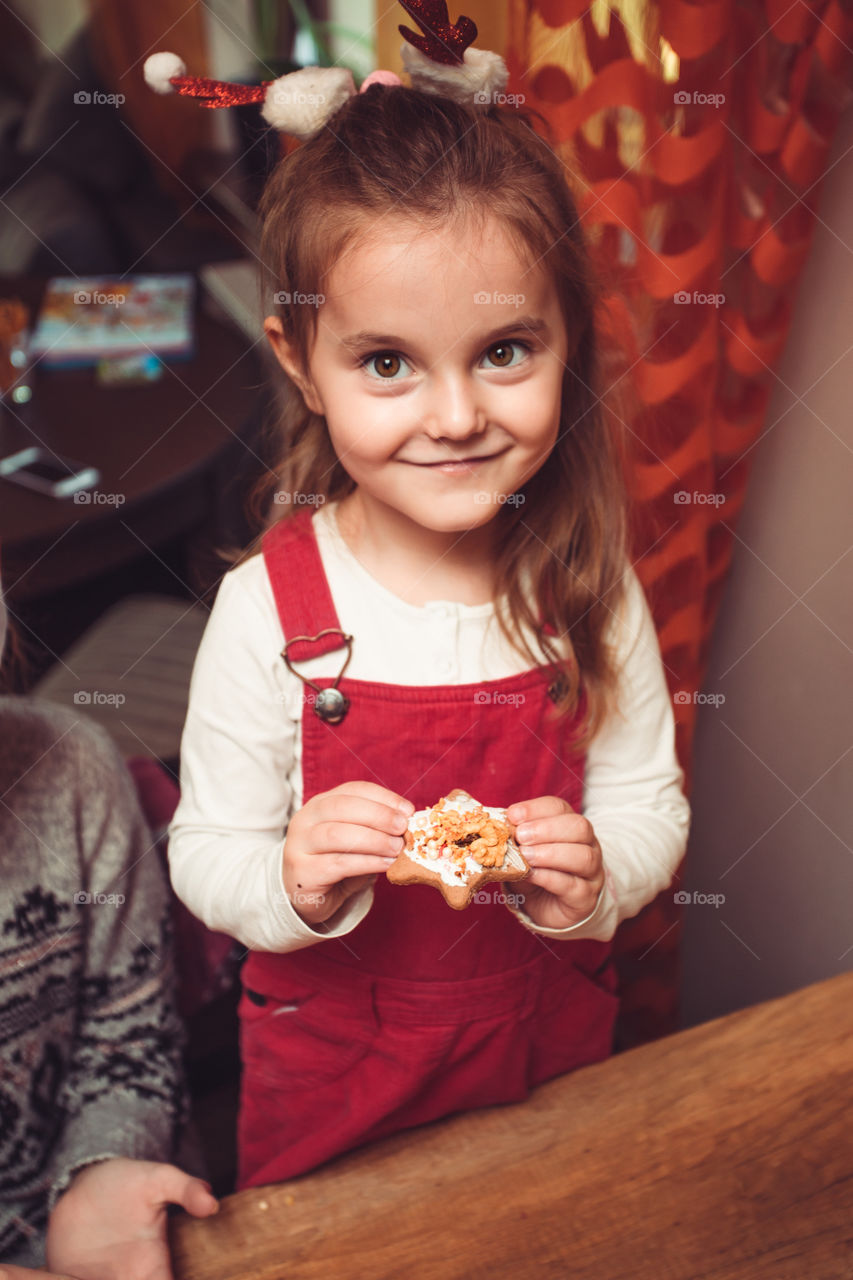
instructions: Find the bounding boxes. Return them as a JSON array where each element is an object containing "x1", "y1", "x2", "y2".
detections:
[
  {"x1": 505, "y1": 796, "x2": 605, "y2": 930},
  {"x1": 0, "y1": 1268, "x2": 79, "y2": 1279},
  {"x1": 282, "y1": 781, "x2": 415, "y2": 926},
  {"x1": 46, "y1": 1158, "x2": 218, "y2": 1280}
]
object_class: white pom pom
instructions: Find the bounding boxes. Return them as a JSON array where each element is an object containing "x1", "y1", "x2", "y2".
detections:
[
  {"x1": 144, "y1": 51, "x2": 187, "y2": 95},
  {"x1": 400, "y1": 45, "x2": 509, "y2": 105},
  {"x1": 261, "y1": 67, "x2": 355, "y2": 139}
]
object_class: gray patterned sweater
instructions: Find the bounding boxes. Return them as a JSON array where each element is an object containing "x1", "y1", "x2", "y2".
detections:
[{"x1": 0, "y1": 697, "x2": 187, "y2": 1267}]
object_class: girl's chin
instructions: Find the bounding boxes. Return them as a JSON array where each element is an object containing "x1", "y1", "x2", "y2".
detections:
[
  {"x1": 405, "y1": 501, "x2": 504, "y2": 534},
  {"x1": 352, "y1": 487, "x2": 516, "y2": 535}
]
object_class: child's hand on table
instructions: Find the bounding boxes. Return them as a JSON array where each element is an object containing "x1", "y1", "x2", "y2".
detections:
[
  {"x1": 45, "y1": 1158, "x2": 218, "y2": 1280},
  {"x1": 506, "y1": 796, "x2": 606, "y2": 930},
  {"x1": 0, "y1": 1267, "x2": 79, "y2": 1279},
  {"x1": 283, "y1": 781, "x2": 415, "y2": 926}
]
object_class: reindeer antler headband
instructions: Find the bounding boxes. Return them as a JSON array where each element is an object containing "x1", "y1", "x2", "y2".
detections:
[{"x1": 144, "y1": 0, "x2": 508, "y2": 140}]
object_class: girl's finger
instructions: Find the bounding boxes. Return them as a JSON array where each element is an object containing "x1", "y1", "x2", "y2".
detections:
[
  {"x1": 314, "y1": 794, "x2": 412, "y2": 836},
  {"x1": 521, "y1": 841, "x2": 601, "y2": 879},
  {"x1": 311, "y1": 821, "x2": 404, "y2": 859},
  {"x1": 508, "y1": 795, "x2": 574, "y2": 823},
  {"x1": 0, "y1": 1268, "x2": 80, "y2": 1280},
  {"x1": 519, "y1": 865, "x2": 599, "y2": 904},
  {"x1": 329, "y1": 780, "x2": 414, "y2": 813},
  {"x1": 515, "y1": 814, "x2": 595, "y2": 848},
  {"x1": 318, "y1": 852, "x2": 406, "y2": 883},
  {"x1": 338, "y1": 872, "x2": 379, "y2": 899}
]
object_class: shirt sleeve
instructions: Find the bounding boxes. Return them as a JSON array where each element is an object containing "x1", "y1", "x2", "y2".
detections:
[
  {"x1": 168, "y1": 563, "x2": 373, "y2": 953},
  {"x1": 505, "y1": 564, "x2": 691, "y2": 942},
  {"x1": 47, "y1": 717, "x2": 187, "y2": 1212}
]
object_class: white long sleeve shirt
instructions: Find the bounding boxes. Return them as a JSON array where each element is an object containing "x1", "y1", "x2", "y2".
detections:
[{"x1": 169, "y1": 501, "x2": 691, "y2": 953}]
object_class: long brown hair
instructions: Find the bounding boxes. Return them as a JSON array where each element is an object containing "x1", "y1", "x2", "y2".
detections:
[{"x1": 253, "y1": 85, "x2": 631, "y2": 748}]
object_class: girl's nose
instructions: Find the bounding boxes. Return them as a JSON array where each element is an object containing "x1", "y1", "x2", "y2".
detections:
[{"x1": 423, "y1": 372, "x2": 485, "y2": 442}]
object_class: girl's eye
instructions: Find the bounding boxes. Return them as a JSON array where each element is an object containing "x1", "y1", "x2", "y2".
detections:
[
  {"x1": 483, "y1": 341, "x2": 528, "y2": 369},
  {"x1": 363, "y1": 352, "x2": 411, "y2": 380}
]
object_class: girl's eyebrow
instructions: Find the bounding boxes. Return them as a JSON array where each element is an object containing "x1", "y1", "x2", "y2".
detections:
[
  {"x1": 339, "y1": 315, "x2": 549, "y2": 352},
  {"x1": 475, "y1": 315, "x2": 551, "y2": 345},
  {"x1": 340, "y1": 331, "x2": 404, "y2": 351}
]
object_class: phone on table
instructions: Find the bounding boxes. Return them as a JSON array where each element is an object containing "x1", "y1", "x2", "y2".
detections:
[{"x1": 0, "y1": 446, "x2": 100, "y2": 498}]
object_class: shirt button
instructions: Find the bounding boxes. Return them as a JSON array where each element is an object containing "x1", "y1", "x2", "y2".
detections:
[{"x1": 438, "y1": 659, "x2": 454, "y2": 675}]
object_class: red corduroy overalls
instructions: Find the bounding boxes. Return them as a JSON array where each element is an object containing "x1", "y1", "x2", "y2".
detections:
[{"x1": 237, "y1": 510, "x2": 618, "y2": 1187}]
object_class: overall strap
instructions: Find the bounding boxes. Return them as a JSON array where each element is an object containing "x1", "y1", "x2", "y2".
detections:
[{"x1": 261, "y1": 511, "x2": 349, "y2": 660}]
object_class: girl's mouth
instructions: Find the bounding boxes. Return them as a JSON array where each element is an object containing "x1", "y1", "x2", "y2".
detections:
[{"x1": 406, "y1": 452, "x2": 504, "y2": 472}]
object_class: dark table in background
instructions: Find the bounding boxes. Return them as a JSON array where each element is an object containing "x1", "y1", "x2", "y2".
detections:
[{"x1": 0, "y1": 276, "x2": 266, "y2": 603}]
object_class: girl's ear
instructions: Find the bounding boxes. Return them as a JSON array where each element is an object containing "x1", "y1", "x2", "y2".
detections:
[{"x1": 264, "y1": 316, "x2": 324, "y2": 415}]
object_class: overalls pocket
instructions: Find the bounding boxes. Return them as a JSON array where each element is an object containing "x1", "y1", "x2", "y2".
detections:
[
  {"x1": 526, "y1": 958, "x2": 619, "y2": 1086},
  {"x1": 238, "y1": 982, "x2": 378, "y2": 1089}
]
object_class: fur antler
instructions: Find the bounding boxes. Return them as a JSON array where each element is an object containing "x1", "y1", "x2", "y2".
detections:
[{"x1": 398, "y1": 0, "x2": 478, "y2": 67}]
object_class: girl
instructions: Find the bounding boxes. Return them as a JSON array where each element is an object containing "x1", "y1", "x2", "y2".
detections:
[{"x1": 165, "y1": 6, "x2": 691, "y2": 1190}]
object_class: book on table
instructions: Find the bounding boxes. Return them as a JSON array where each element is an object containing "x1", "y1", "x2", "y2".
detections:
[{"x1": 28, "y1": 274, "x2": 195, "y2": 366}]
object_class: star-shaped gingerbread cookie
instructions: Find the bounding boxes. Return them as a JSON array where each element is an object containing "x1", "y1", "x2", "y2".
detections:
[{"x1": 386, "y1": 788, "x2": 530, "y2": 910}]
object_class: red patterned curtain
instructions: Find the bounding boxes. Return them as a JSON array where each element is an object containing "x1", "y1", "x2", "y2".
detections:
[{"x1": 504, "y1": 0, "x2": 853, "y2": 1048}]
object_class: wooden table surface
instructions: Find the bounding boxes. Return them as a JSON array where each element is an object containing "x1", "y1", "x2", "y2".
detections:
[{"x1": 170, "y1": 971, "x2": 853, "y2": 1280}]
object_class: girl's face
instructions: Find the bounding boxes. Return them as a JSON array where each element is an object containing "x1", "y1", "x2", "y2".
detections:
[{"x1": 267, "y1": 212, "x2": 569, "y2": 538}]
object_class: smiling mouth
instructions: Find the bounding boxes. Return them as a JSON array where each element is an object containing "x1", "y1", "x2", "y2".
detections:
[{"x1": 406, "y1": 452, "x2": 504, "y2": 467}]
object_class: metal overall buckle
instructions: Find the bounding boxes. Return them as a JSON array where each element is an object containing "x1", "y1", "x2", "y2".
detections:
[{"x1": 282, "y1": 628, "x2": 353, "y2": 724}]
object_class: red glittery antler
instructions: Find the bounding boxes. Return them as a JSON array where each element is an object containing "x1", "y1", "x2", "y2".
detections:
[
  {"x1": 398, "y1": 0, "x2": 478, "y2": 67},
  {"x1": 168, "y1": 76, "x2": 270, "y2": 108}
]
